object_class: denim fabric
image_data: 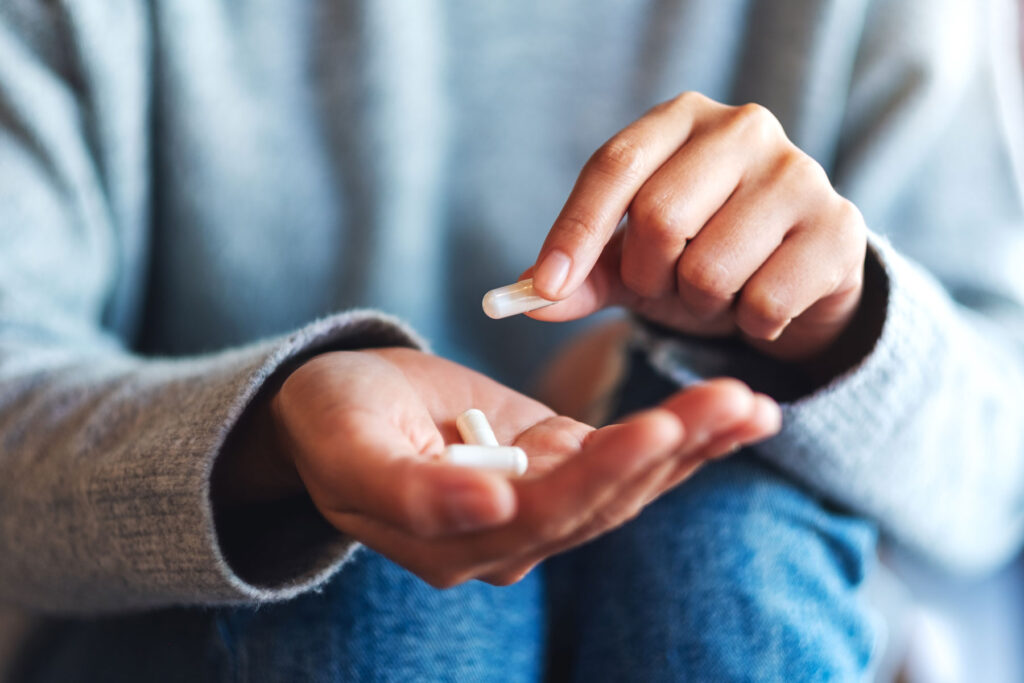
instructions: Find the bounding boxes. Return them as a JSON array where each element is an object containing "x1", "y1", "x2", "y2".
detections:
[
  {"x1": 10, "y1": 556, "x2": 545, "y2": 683},
  {"x1": 544, "y1": 456, "x2": 879, "y2": 682},
  {"x1": 541, "y1": 354, "x2": 880, "y2": 682},
  {"x1": 12, "y1": 357, "x2": 878, "y2": 682}
]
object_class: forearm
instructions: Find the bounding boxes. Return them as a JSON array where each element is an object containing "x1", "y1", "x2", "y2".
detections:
[
  {"x1": 641, "y1": 234, "x2": 1024, "y2": 574},
  {"x1": 0, "y1": 311, "x2": 423, "y2": 614}
]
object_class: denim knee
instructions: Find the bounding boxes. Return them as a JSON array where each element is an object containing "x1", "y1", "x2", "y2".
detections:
[
  {"x1": 15, "y1": 548, "x2": 546, "y2": 683},
  {"x1": 546, "y1": 454, "x2": 880, "y2": 682}
]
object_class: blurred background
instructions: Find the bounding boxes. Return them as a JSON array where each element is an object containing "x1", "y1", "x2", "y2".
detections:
[{"x1": 876, "y1": 8, "x2": 1024, "y2": 683}]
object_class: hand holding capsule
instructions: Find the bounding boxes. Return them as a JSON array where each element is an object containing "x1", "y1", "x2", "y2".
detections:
[{"x1": 216, "y1": 347, "x2": 780, "y2": 588}]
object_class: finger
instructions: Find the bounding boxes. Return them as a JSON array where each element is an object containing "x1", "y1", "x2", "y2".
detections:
[
  {"x1": 459, "y1": 408, "x2": 688, "y2": 577},
  {"x1": 592, "y1": 389, "x2": 780, "y2": 543},
  {"x1": 735, "y1": 199, "x2": 865, "y2": 343},
  {"x1": 525, "y1": 232, "x2": 632, "y2": 322},
  {"x1": 477, "y1": 560, "x2": 542, "y2": 588},
  {"x1": 635, "y1": 381, "x2": 776, "y2": 501},
  {"x1": 619, "y1": 116, "x2": 754, "y2": 299},
  {"x1": 508, "y1": 415, "x2": 592, "y2": 477},
  {"x1": 511, "y1": 407, "x2": 686, "y2": 544},
  {"x1": 673, "y1": 174, "x2": 795, "y2": 320},
  {"x1": 508, "y1": 382, "x2": 778, "y2": 566},
  {"x1": 661, "y1": 393, "x2": 781, "y2": 491},
  {"x1": 697, "y1": 392, "x2": 782, "y2": 459},
  {"x1": 477, "y1": 446, "x2": 693, "y2": 586},
  {"x1": 329, "y1": 511, "x2": 480, "y2": 589},
  {"x1": 329, "y1": 410, "x2": 682, "y2": 588},
  {"x1": 532, "y1": 93, "x2": 717, "y2": 300},
  {"x1": 658, "y1": 377, "x2": 760, "y2": 444},
  {"x1": 304, "y1": 415, "x2": 517, "y2": 538},
  {"x1": 520, "y1": 443, "x2": 690, "y2": 563}
]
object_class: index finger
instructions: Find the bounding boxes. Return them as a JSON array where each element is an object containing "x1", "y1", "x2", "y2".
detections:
[{"x1": 531, "y1": 92, "x2": 705, "y2": 300}]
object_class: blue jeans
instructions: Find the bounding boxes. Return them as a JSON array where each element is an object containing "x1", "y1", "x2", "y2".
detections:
[{"x1": 12, "y1": 358, "x2": 879, "y2": 682}]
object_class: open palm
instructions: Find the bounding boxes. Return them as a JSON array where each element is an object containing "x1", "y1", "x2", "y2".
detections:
[{"x1": 271, "y1": 347, "x2": 780, "y2": 588}]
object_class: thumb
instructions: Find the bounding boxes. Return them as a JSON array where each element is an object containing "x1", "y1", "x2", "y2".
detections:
[
  {"x1": 301, "y1": 416, "x2": 518, "y2": 538},
  {"x1": 526, "y1": 231, "x2": 631, "y2": 322}
]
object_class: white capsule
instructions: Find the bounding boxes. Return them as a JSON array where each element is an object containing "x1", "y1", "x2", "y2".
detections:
[
  {"x1": 441, "y1": 444, "x2": 528, "y2": 477},
  {"x1": 482, "y1": 278, "x2": 556, "y2": 319},
  {"x1": 455, "y1": 408, "x2": 500, "y2": 447}
]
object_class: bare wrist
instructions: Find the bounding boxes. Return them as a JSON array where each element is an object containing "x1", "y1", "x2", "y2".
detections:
[{"x1": 213, "y1": 386, "x2": 304, "y2": 509}]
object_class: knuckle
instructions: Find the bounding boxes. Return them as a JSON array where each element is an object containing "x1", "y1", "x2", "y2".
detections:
[
  {"x1": 621, "y1": 501, "x2": 646, "y2": 525},
  {"x1": 485, "y1": 565, "x2": 535, "y2": 587},
  {"x1": 619, "y1": 259, "x2": 651, "y2": 297},
  {"x1": 813, "y1": 198, "x2": 866, "y2": 275},
  {"x1": 832, "y1": 200, "x2": 868, "y2": 282},
  {"x1": 743, "y1": 288, "x2": 791, "y2": 328},
  {"x1": 528, "y1": 511, "x2": 575, "y2": 543},
  {"x1": 590, "y1": 504, "x2": 632, "y2": 534},
  {"x1": 668, "y1": 90, "x2": 706, "y2": 111},
  {"x1": 539, "y1": 517, "x2": 574, "y2": 543},
  {"x1": 709, "y1": 377, "x2": 751, "y2": 396},
  {"x1": 678, "y1": 252, "x2": 732, "y2": 299},
  {"x1": 531, "y1": 415, "x2": 590, "y2": 453},
  {"x1": 598, "y1": 497, "x2": 646, "y2": 532},
  {"x1": 392, "y1": 462, "x2": 440, "y2": 537},
  {"x1": 631, "y1": 194, "x2": 687, "y2": 245},
  {"x1": 835, "y1": 196, "x2": 863, "y2": 223},
  {"x1": 834, "y1": 198, "x2": 867, "y2": 241},
  {"x1": 405, "y1": 517, "x2": 442, "y2": 539},
  {"x1": 422, "y1": 569, "x2": 466, "y2": 590},
  {"x1": 556, "y1": 211, "x2": 603, "y2": 246},
  {"x1": 777, "y1": 150, "x2": 828, "y2": 187},
  {"x1": 590, "y1": 136, "x2": 647, "y2": 182},
  {"x1": 621, "y1": 263, "x2": 669, "y2": 299},
  {"x1": 730, "y1": 102, "x2": 783, "y2": 142}
]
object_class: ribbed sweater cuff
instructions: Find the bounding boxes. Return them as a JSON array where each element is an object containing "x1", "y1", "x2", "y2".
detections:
[
  {"x1": 639, "y1": 232, "x2": 941, "y2": 506},
  {"x1": 92, "y1": 311, "x2": 426, "y2": 609},
  {"x1": 756, "y1": 232, "x2": 947, "y2": 486}
]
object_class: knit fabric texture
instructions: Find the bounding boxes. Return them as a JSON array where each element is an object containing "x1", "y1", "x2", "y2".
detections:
[{"x1": 1, "y1": 0, "x2": 1024, "y2": 657}]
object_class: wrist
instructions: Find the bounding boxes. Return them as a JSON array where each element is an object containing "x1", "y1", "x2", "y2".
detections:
[
  {"x1": 791, "y1": 249, "x2": 887, "y2": 387},
  {"x1": 212, "y1": 378, "x2": 305, "y2": 510}
]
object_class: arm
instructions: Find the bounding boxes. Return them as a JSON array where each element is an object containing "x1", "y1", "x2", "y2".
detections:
[
  {"x1": 748, "y1": 0, "x2": 1024, "y2": 574},
  {"x1": 0, "y1": 4, "x2": 417, "y2": 612},
  {"x1": 527, "y1": 0, "x2": 1024, "y2": 574},
  {"x1": 0, "y1": 5, "x2": 781, "y2": 613}
]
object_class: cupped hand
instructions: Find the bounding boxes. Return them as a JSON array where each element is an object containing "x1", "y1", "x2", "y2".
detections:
[
  {"x1": 527, "y1": 91, "x2": 867, "y2": 362},
  {"x1": 264, "y1": 347, "x2": 780, "y2": 588}
]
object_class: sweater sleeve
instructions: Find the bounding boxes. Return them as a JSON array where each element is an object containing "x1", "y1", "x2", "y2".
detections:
[
  {"x1": 642, "y1": 0, "x2": 1024, "y2": 575},
  {"x1": 0, "y1": 5, "x2": 426, "y2": 612}
]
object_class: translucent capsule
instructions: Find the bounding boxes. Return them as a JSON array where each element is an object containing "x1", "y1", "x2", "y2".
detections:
[
  {"x1": 455, "y1": 408, "x2": 500, "y2": 447},
  {"x1": 482, "y1": 278, "x2": 556, "y2": 319},
  {"x1": 441, "y1": 444, "x2": 529, "y2": 477}
]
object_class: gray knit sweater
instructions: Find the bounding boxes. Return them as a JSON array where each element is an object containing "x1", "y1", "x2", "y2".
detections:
[{"x1": 2, "y1": 0, "x2": 1024, "y2": 661}]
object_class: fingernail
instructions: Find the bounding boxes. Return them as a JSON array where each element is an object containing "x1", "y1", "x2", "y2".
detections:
[
  {"x1": 442, "y1": 483, "x2": 505, "y2": 532},
  {"x1": 765, "y1": 319, "x2": 791, "y2": 341},
  {"x1": 534, "y1": 250, "x2": 572, "y2": 297}
]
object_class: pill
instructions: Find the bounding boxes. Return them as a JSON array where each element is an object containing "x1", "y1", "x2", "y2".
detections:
[
  {"x1": 482, "y1": 278, "x2": 556, "y2": 319},
  {"x1": 455, "y1": 408, "x2": 500, "y2": 447},
  {"x1": 441, "y1": 444, "x2": 529, "y2": 477}
]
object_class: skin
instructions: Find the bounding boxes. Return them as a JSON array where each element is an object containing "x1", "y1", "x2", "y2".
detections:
[
  {"x1": 218, "y1": 348, "x2": 780, "y2": 588},
  {"x1": 527, "y1": 91, "x2": 867, "y2": 363},
  {"x1": 220, "y1": 91, "x2": 865, "y2": 588}
]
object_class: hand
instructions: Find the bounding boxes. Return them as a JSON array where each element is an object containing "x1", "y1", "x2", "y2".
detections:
[
  {"x1": 527, "y1": 92, "x2": 867, "y2": 362},
  {"x1": 231, "y1": 347, "x2": 780, "y2": 588}
]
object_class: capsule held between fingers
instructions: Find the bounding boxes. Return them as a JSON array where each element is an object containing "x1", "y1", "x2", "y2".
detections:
[{"x1": 482, "y1": 278, "x2": 556, "y2": 319}]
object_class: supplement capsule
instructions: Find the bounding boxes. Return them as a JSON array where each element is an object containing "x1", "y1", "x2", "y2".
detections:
[
  {"x1": 482, "y1": 278, "x2": 556, "y2": 319},
  {"x1": 455, "y1": 408, "x2": 500, "y2": 447},
  {"x1": 441, "y1": 444, "x2": 529, "y2": 477}
]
